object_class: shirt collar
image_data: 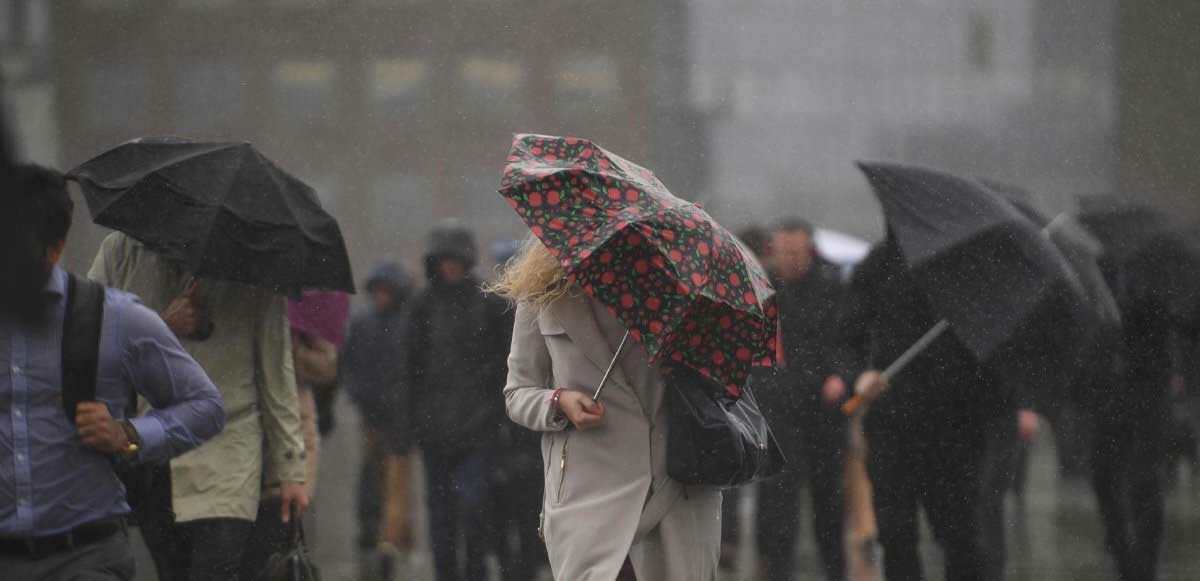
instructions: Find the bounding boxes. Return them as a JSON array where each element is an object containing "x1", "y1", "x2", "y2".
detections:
[{"x1": 44, "y1": 266, "x2": 68, "y2": 299}]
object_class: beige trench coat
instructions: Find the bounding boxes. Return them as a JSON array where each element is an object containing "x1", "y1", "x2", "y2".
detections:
[
  {"x1": 88, "y1": 232, "x2": 306, "y2": 523},
  {"x1": 505, "y1": 294, "x2": 722, "y2": 581}
]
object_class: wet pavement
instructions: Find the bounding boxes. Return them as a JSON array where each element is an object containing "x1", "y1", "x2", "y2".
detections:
[{"x1": 133, "y1": 399, "x2": 1200, "y2": 580}]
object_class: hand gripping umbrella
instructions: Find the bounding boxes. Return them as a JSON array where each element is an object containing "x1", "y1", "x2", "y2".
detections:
[
  {"x1": 499, "y1": 134, "x2": 778, "y2": 398},
  {"x1": 68, "y1": 138, "x2": 355, "y2": 294},
  {"x1": 842, "y1": 162, "x2": 1098, "y2": 415}
]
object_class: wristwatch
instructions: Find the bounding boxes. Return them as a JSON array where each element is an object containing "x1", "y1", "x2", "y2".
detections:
[{"x1": 116, "y1": 420, "x2": 141, "y2": 459}]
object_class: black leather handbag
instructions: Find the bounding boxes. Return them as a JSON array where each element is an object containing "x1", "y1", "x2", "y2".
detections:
[{"x1": 664, "y1": 364, "x2": 786, "y2": 488}]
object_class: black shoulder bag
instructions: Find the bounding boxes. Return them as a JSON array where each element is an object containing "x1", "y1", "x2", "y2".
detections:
[
  {"x1": 61, "y1": 273, "x2": 174, "y2": 527},
  {"x1": 664, "y1": 364, "x2": 786, "y2": 488}
]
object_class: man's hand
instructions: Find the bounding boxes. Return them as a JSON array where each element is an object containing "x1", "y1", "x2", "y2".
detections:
[
  {"x1": 1017, "y1": 409, "x2": 1040, "y2": 443},
  {"x1": 822, "y1": 375, "x2": 847, "y2": 406},
  {"x1": 76, "y1": 402, "x2": 129, "y2": 454},
  {"x1": 162, "y1": 281, "x2": 201, "y2": 339},
  {"x1": 280, "y1": 481, "x2": 309, "y2": 524},
  {"x1": 558, "y1": 390, "x2": 606, "y2": 431},
  {"x1": 853, "y1": 370, "x2": 889, "y2": 402}
]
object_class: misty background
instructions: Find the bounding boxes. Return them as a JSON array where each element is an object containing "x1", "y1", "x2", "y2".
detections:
[{"x1": 4, "y1": 1, "x2": 1198, "y2": 281}]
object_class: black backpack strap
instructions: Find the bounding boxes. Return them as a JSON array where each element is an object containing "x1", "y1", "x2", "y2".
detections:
[{"x1": 61, "y1": 273, "x2": 106, "y2": 424}]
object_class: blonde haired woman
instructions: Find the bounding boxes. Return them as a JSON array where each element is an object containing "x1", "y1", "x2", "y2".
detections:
[{"x1": 492, "y1": 238, "x2": 723, "y2": 581}]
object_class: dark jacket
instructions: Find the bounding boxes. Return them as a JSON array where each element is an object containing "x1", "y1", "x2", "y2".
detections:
[
  {"x1": 840, "y1": 240, "x2": 1005, "y2": 434},
  {"x1": 406, "y1": 223, "x2": 511, "y2": 450},
  {"x1": 340, "y1": 262, "x2": 413, "y2": 442},
  {"x1": 756, "y1": 260, "x2": 851, "y2": 458},
  {"x1": 405, "y1": 275, "x2": 511, "y2": 451},
  {"x1": 1088, "y1": 254, "x2": 1176, "y2": 421}
]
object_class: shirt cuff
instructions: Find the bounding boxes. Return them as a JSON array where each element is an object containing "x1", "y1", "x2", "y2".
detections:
[{"x1": 129, "y1": 416, "x2": 167, "y2": 464}]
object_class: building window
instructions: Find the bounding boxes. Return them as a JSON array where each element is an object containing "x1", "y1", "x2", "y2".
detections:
[
  {"x1": 81, "y1": 65, "x2": 149, "y2": 131},
  {"x1": 456, "y1": 55, "x2": 525, "y2": 118},
  {"x1": 175, "y1": 62, "x2": 246, "y2": 134},
  {"x1": 554, "y1": 53, "x2": 621, "y2": 117},
  {"x1": 968, "y1": 11, "x2": 995, "y2": 73},
  {"x1": 81, "y1": 0, "x2": 137, "y2": 10},
  {"x1": 368, "y1": 57, "x2": 429, "y2": 117},
  {"x1": 370, "y1": 173, "x2": 434, "y2": 239},
  {"x1": 173, "y1": 0, "x2": 237, "y2": 9},
  {"x1": 272, "y1": 60, "x2": 337, "y2": 125}
]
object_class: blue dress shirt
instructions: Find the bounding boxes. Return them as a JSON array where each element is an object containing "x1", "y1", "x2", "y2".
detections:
[{"x1": 0, "y1": 267, "x2": 224, "y2": 537}]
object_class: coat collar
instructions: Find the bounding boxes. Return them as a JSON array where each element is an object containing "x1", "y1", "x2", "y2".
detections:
[{"x1": 543, "y1": 294, "x2": 634, "y2": 393}]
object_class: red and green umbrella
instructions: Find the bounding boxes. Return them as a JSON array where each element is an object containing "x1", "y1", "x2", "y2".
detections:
[{"x1": 498, "y1": 134, "x2": 777, "y2": 396}]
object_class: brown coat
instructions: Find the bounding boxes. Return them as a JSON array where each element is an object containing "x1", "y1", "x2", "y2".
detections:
[{"x1": 504, "y1": 294, "x2": 721, "y2": 581}]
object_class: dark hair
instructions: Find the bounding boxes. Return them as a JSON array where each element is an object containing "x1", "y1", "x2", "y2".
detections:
[
  {"x1": 774, "y1": 217, "x2": 814, "y2": 236},
  {"x1": 0, "y1": 164, "x2": 72, "y2": 323},
  {"x1": 736, "y1": 226, "x2": 771, "y2": 258}
]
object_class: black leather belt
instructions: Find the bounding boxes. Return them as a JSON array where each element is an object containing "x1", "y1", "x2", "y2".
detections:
[{"x1": 0, "y1": 517, "x2": 126, "y2": 558}]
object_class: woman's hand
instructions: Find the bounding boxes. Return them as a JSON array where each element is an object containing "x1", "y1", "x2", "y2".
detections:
[{"x1": 558, "y1": 390, "x2": 606, "y2": 430}]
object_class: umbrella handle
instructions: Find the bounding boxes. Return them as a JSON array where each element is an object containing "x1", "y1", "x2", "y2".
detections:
[
  {"x1": 842, "y1": 319, "x2": 951, "y2": 416},
  {"x1": 592, "y1": 331, "x2": 631, "y2": 402}
]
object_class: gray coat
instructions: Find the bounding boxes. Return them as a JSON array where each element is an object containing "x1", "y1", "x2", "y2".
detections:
[{"x1": 504, "y1": 293, "x2": 722, "y2": 581}]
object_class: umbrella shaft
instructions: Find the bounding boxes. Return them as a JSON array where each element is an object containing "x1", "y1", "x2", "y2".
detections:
[
  {"x1": 882, "y1": 319, "x2": 951, "y2": 381},
  {"x1": 593, "y1": 331, "x2": 631, "y2": 401}
]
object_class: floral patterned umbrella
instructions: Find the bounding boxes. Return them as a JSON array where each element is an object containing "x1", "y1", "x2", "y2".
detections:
[{"x1": 498, "y1": 134, "x2": 777, "y2": 396}]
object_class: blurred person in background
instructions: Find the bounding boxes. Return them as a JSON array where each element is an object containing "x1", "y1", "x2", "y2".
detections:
[
  {"x1": 754, "y1": 218, "x2": 849, "y2": 581},
  {"x1": 405, "y1": 222, "x2": 511, "y2": 581},
  {"x1": 718, "y1": 225, "x2": 773, "y2": 572},
  {"x1": 89, "y1": 231, "x2": 308, "y2": 581},
  {"x1": 0, "y1": 164, "x2": 225, "y2": 581},
  {"x1": 1089, "y1": 255, "x2": 1181, "y2": 581},
  {"x1": 488, "y1": 240, "x2": 550, "y2": 580},
  {"x1": 979, "y1": 405, "x2": 1040, "y2": 581},
  {"x1": 340, "y1": 261, "x2": 416, "y2": 579},
  {"x1": 241, "y1": 290, "x2": 350, "y2": 580},
  {"x1": 841, "y1": 238, "x2": 1001, "y2": 581}
]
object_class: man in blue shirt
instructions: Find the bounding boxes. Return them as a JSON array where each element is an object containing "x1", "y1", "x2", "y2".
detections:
[{"x1": 0, "y1": 164, "x2": 225, "y2": 580}]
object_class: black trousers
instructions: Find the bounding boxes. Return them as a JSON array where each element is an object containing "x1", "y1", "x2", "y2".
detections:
[
  {"x1": 492, "y1": 464, "x2": 547, "y2": 581},
  {"x1": 423, "y1": 446, "x2": 495, "y2": 581},
  {"x1": 141, "y1": 515, "x2": 254, "y2": 581},
  {"x1": 1092, "y1": 408, "x2": 1167, "y2": 581},
  {"x1": 756, "y1": 410, "x2": 847, "y2": 581},
  {"x1": 980, "y1": 412, "x2": 1020, "y2": 581},
  {"x1": 0, "y1": 528, "x2": 135, "y2": 581},
  {"x1": 867, "y1": 416, "x2": 987, "y2": 581}
]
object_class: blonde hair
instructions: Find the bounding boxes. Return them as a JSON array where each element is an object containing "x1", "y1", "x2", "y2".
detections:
[{"x1": 486, "y1": 236, "x2": 575, "y2": 308}]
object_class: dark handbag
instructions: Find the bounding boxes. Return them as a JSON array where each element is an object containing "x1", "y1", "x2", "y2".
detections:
[
  {"x1": 259, "y1": 507, "x2": 320, "y2": 581},
  {"x1": 665, "y1": 365, "x2": 786, "y2": 488}
]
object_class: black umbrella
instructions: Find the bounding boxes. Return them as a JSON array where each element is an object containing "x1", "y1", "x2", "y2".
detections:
[
  {"x1": 68, "y1": 138, "x2": 354, "y2": 294},
  {"x1": 843, "y1": 162, "x2": 1096, "y2": 414},
  {"x1": 980, "y1": 179, "x2": 1121, "y2": 329},
  {"x1": 979, "y1": 179, "x2": 1124, "y2": 403},
  {"x1": 1077, "y1": 200, "x2": 1200, "y2": 332}
]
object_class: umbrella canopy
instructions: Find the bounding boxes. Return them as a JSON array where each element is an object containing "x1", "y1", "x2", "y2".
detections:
[
  {"x1": 499, "y1": 134, "x2": 777, "y2": 396},
  {"x1": 68, "y1": 138, "x2": 354, "y2": 294},
  {"x1": 1077, "y1": 201, "x2": 1200, "y2": 331},
  {"x1": 288, "y1": 290, "x2": 351, "y2": 348},
  {"x1": 979, "y1": 179, "x2": 1123, "y2": 402},
  {"x1": 856, "y1": 161, "x2": 1097, "y2": 401},
  {"x1": 980, "y1": 179, "x2": 1121, "y2": 329}
]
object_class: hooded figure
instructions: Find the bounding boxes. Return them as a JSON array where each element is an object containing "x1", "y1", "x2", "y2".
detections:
[
  {"x1": 405, "y1": 221, "x2": 512, "y2": 581},
  {"x1": 340, "y1": 260, "x2": 414, "y2": 555},
  {"x1": 342, "y1": 261, "x2": 414, "y2": 433}
]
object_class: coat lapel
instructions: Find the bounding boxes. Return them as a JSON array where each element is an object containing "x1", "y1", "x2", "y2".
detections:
[{"x1": 544, "y1": 295, "x2": 635, "y2": 393}]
